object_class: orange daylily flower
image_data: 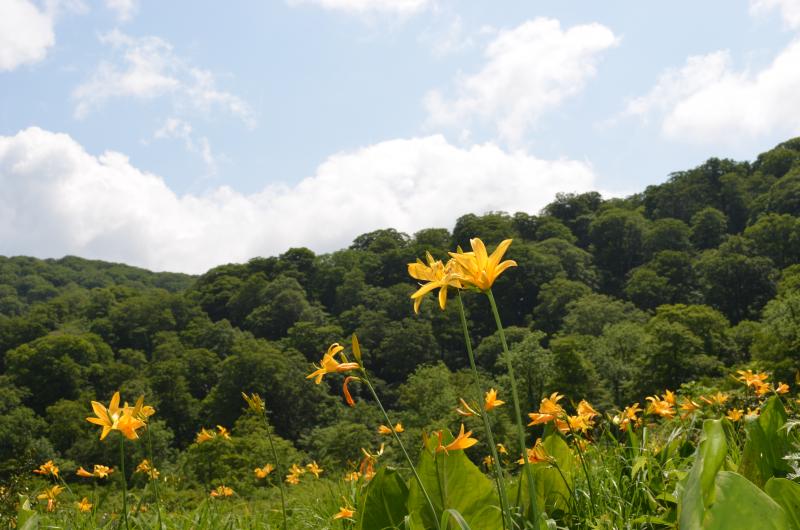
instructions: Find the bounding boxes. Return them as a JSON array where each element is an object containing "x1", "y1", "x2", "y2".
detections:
[
  {"x1": 614, "y1": 403, "x2": 643, "y2": 431},
  {"x1": 528, "y1": 392, "x2": 565, "y2": 426},
  {"x1": 77, "y1": 497, "x2": 92, "y2": 513},
  {"x1": 86, "y1": 391, "x2": 122, "y2": 441},
  {"x1": 77, "y1": 464, "x2": 113, "y2": 479},
  {"x1": 306, "y1": 461, "x2": 323, "y2": 478},
  {"x1": 456, "y1": 397, "x2": 479, "y2": 417},
  {"x1": 33, "y1": 460, "x2": 59, "y2": 478},
  {"x1": 135, "y1": 459, "x2": 159, "y2": 479},
  {"x1": 254, "y1": 464, "x2": 275, "y2": 479},
  {"x1": 736, "y1": 370, "x2": 770, "y2": 388},
  {"x1": 210, "y1": 485, "x2": 234, "y2": 498},
  {"x1": 333, "y1": 506, "x2": 356, "y2": 520},
  {"x1": 306, "y1": 343, "x2": 360, "y2": 384},
  {"x1": 646, "y1": 395, "x2": 675, "y2": 419},
  {"x1": 726, "y1": 408, "x2": 744, "y2": 422},
  {"x1": 436, "y1": 424, "x2": 478, "y2": 453},
  {"x1": 196, "y1": 428, "x2": 215, "y2": 444},
  {"x1": 518, "y1": 438, "x2": 549, "y2": 465},
  {"x1": 701, "y1": 392, "x2": 729, "y2": 406},
  {"x1": 484, "y1": 388, "x2": 505, "y2": 411},
  {"x1": 408, "y1": 253, "x2": 463, "y2": 313},
  {"x1": 679, "y1": 398, "x2": 702, "y2": 419},
  {"x1": 448, "y1": 238, "x2": 517, "y2": 291},
  {"x1": 115, "y1": 408, "x2": 146, "y2": 440},
  {"x1": 377, "y1": 423, "x2": 403, "y2": 435},
  {"x1": 37, "y1": 485, "x2": 64, "y2": 512},
  {"x1": 216, "y1": 425, "x2": 231, "y2": 439},
  {"x1": 776, "y1": 382, "x2": 790, "y2": 394}
]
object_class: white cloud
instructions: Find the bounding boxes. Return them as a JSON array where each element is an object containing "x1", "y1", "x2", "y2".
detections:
[
  {"x1": 0, "y1": 127, "x2": 597, "y2": 273},
  {"x1": 750, "y1": 0, "x2": 800, "y2": 29},
  {"x1": 73, "y1": 30, "x2": 255, "y2": 127},
  {"x1": 623, "y1": 39, "x2": 800, "y2": 144},
  {"x1": 425, "y1": 18, "x2": 618, "y2": 143},
  {"x1": 287, "y1": 0, "x2": 431, "y2": 15},
  {"x1": 0, "y1": 0, "x2": 55, "y2": 71},
  {"x1": 105, "y1": 0, "x2": 138, "y2": 21},
  {"x1": 154, "y1": 117, "x2": 217, "y2": 174}
]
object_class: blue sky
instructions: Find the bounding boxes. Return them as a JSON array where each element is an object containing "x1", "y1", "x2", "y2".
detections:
[{"x1": 2, "y1": 0, "x2": 800, "y2": 272}]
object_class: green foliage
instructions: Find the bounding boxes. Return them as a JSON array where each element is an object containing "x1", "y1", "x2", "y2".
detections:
[{"x1": 357, "y1": 467, "x2": 409, "y2": 530}]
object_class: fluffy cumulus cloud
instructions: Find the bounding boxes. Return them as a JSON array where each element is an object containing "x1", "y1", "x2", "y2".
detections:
[
  {"x1": 105, "y1": 0, "x2": 138, "y2": 21},
  {"x1": 72, "y1": 30, "x2": 255, "y2": 127},
  {"x1": 425, "y1": 18, "x2": 618, "y2": 143},
  {"x1": 0, "y1": 0, "x2": 55, "y2": 71},
  {"x1": 750, "y1": 0, "x2": 800, "y2": 29},
  {"x1": 624, "y1": 40, "x2": 800, "y2": 144},
  {"x1": 286, "y1": 0, "x2": 430, "y2": 15},
  {"x1": 0, "y1": 128, "x2": 597, "y2": 273}
]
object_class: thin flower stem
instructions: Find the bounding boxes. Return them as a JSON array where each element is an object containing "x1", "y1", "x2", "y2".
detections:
[
  {"x1": 487, "y1": 288, "x2": 540, "y2": 527},
  {"x1": 362, "y1": 377, "x2": 441, "y2": 530},
  {"x1": 456, "y1": 292, "x2": 510, "y2": 530},
  {"x1": 145, "y1": 426, "x2": 164, "y2": 529},
  {"x1": 563, "y1": 420, "x2": 595, "y2": 517},
  {"x1": 119, "y1": 437, "x2": 130, "y2": 530},
  {"x1": 261, "y1": 409, "x2": 288, "y2": 530}
]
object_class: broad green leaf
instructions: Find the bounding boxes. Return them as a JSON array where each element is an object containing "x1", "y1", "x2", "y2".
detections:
[
  {"x1": 766, "y1": 478, "x2": 800, "y2": 530},
  {"x1": 739, "y1": 396, "x2": 791, "y2": 487},
  {"x1": 16, "y1": 495, "x2": 38, "y2": 530},
  {"x1": 513, "y1": 431, "x2": 576, "y2": 520},
  {"x1": 678, "y1": 419, "x2": 727, "y2": 530},
  {"x1": 703, "y1": 471, "x2": 789, "y2": 530},
  {"x1": 358, "y1": 466, "x2": 410, "y2": 530},
  {"x1": 407, "y1": 434, "x2": 502, "y2": 530}
]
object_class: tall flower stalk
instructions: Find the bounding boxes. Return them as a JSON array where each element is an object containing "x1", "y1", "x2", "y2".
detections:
[
  {"x1": 456, "y1": 292, "x2": 511, "y2": 530},
  {"x1": 242, "y1": 392, "x2": 288, "y2": 530},
  {"x1": 119, "y1": 438, "x2": 130, "y2": 530},
  {"x1": 448, "y1": 238, "x2": 540, "y2": 526},
  {"x1": 307, "y1": 336, "x2": 441, "y2": 530}
]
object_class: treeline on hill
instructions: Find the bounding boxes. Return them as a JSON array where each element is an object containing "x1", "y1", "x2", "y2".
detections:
[{"x1": 3, "y1": 138, "x2": 800, "y2": 493}]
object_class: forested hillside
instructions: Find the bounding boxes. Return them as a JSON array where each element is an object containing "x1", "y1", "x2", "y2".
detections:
[{"x1": 3, "y1": 138, "x2": 800, "y2": 522}]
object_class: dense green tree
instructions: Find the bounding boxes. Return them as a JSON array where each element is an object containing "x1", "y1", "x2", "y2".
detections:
[
  {"x1": 744, "y1": 213, "x2": 800, "y2": 268},
  {"x1": 452, "y1": 212, "x2": 516, "y2": 249},
  {"x1": 6, "y1": 333, "x2": 113, "y2": 413},
  {"x1": 690, "y1": 207, "x2": 728, "y2": 249},
  {"x1": 644, "y1": 218, "x2": 691, "y2": 257},
  {"x1": 695, "y1": 236, "x2": 777, "y2": 322},
  {"x1": 533, "y1": 278, "x2": 592, "y2": 334},
  {"x1": 589, "y1": 208, "x2": 648, "y2": 291},
  {"x1": 752, "y1": 292, "x2": 800, "y2": 382},
  {"x1": 562, "y1": 293, "x2": 646, "y2": 336}
]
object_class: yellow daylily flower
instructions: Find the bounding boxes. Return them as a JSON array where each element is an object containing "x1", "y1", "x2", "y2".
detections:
[
  {"x1": 77, "y1": 497, "x2": 93, "y2": 513},
  {"x1": 377, "y1": 422, "x2": 403, "y2": 435},
  {"x1": 646, "y1": 395, "x2": 675, "y2": 419},
  {"x1": 613, "y1": 403, "x2": 643, "y2": 431},
  {"x1": 448, "y1": 238, "x2": 517, "y2": 291},
  {"x1": 196, "y1": 428, "x2": 216, "y2": 444},
  {"x1": 456, "y1": 397, "x2": 479, "y2": 417},
  {"x1": 436, "y1": 424, "x2": 478, "y2": 453},
  {"x1": 736, "y1": 369, "x2": 769, "y2": 388},
  {"x1": 285, "y1": 473, "x2": 301, "y2": 485},
  {"x1": 77, "y1": 464, "x2": 113, "y2": 479},
  {"x1": 129, "y1": 395, "x2": 155, "y2": 422},
  {"x1": 37, "y1": 485, "x2": 64, "y2": 512},
  {"x1": 333, "y1": 506, "x2": 356, "y2": 520},
  {"x1": 33, "y1": 460, "x2": 59, "y2": 478},
  {"x1": 344, "y1": 471, "x2": 361, "y2": 482},
  {"x1": 497, "y1": 443, "x2": 508, "y2": 455},
  {"x1": 484, "y1": 389, "x2": 505, "y2": 411},
  {"x1": 242, "y1": 392, "x2": 266, "y2": 414},
  {"x1": 776, "y1": 382, "x2": 790, "y2": 394},
  {"x1": 518, "y1": 438, "x2": 548, "y2": 465},
  {"x1": 306, "y1": 461, "x2": 323, "y2": 478},
  {"x1": 254, "y1": 464, "x2": 275, "y2": 479},
  {"x1": 216, "y1": 425, "x2": 231, "y2": 439},
  {"x1": 306, "y1": 343, "x2": 360, "y2": 384},
  {"x1": 210, "y1": 485, "x2": 234, "y2": 498},
  {"x1": 115, "y1": 408, "x2": 146, "y2": 440},
  {"x1": 86, "y1": 391, "x2": 122, "y2": 441},
  {"x1": 680, "y1": 398, "x2": 702, "y2": 419},
  {"x1": 528, "y1": 392, "x2": 565, "y2": 426},
  {"x1": 407, "y1": 253, "x2": 463, "y2": 313},
  {"x1": 135, "y1": 459, "x2": 159, "y2": 479},
  {"x1": 483, "y1": 455, "x2": 494, "y2": 467},
  {"x1": 700, "y1": 391, "x2": 729, "y2": 406},
  {"x1": 726, "y1": 408, "x2": 744, "y2": 422},
  {"x1": 662, "y1": 390, "x2": 676, "y2": 406}
]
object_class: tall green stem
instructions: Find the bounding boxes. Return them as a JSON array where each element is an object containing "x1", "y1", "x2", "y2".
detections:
[
  {"x1": 262, "y1": 409, "x2": 288, "y2": 530},
  {"x1": 145, "y1": 426, "x2": 163, "y2": 529},
  {"x1": 487, "y1": 289, "x2": 540, "y2": 527},
  {"x1": 362, "y1": 378, "x2": 441, "y2": 530},
  {"x1": 456, "y1": 293, "x2": 510, "y2": 530},
  {"x1": 119, "y1": 437, "x2": 130, "y2": 530}
]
